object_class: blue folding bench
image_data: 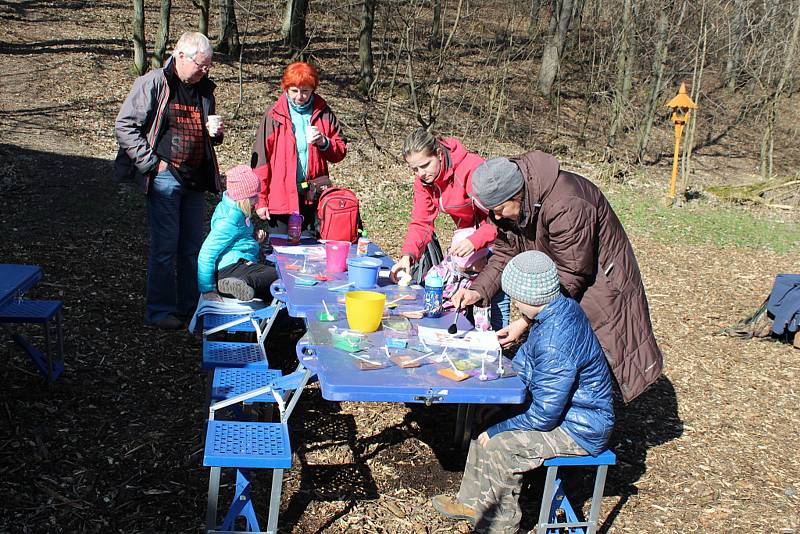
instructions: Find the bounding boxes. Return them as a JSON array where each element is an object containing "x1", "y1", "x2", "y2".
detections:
[
  {"x1": 202, "y1": 304, "x2": 282, "y2": 371},
  {"x1": 535, "y1": 449, "x2": 616, "y2": 534},
  {"x1": 204, "y1": 368, "x2": 313, "y2": 534},
  {"x1": 202, "y1": 279, "x2": 289, "y2": 340},
  {"x1": 0, "y1": 299, "x2": 64, "y2": 382}
]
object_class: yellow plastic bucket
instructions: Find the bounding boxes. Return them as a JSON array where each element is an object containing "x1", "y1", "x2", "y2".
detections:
[{"x1": 345, "y1": 291, "x2": 386, "y2": 333}]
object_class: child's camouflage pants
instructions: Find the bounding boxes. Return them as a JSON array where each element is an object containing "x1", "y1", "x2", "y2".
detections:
[{"x1": 456, "y1": 427, "x2": 586, "y2": 533}]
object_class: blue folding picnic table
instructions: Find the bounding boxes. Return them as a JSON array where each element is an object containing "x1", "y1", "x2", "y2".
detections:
[
  {"x1": 0, "y1": 264, "x2": 42, "y2": 309},
  {"x1": 271, "y1": 240, "x2": 526, "y2": 446},
  {"x1": 296, "y1": 313, "x2": 526, "y2": 405},
  {"x1": 0, "y1": 264, "x2": 65, "y2": 381},
  {"x1": 270, "y1": 240, "x2": 394, "y2": 319}
]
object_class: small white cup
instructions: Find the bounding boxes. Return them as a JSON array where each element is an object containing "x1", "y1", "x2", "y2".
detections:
[
  {"x1": 207, "y1": 114, "x2": 223, "y2": 136},
  {"x1": 305, "y1": 124, "x2": 319, "y2": 144}
]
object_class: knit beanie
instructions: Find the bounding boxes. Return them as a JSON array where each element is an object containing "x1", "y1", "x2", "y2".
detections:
[
  {"x1": 225, "y1": 165, "x2": 261, "y2": 201},
  {"x1": 501, "y1": 251, "x2": 560, "y2": 306},
  {"x1": 470, "y1": 157, "x2": 524, "y2": 210}
]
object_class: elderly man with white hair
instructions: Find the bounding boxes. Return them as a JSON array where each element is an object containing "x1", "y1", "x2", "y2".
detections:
[{"x1": 115, "y1": 32, "x2": 224, "y2": 329}]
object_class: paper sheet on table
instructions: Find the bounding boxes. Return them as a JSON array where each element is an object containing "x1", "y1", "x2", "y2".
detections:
[
  {"x1": 272, "y1": 244, "x2": 326, "y2": 260},
  {"x1": 417, "y1": 325, "x2": 501, "y2": 352}
]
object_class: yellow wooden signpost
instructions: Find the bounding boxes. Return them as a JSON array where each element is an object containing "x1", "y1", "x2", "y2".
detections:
[{"x1": 666, "y1": 83, "x2": 698, "y2": 201}]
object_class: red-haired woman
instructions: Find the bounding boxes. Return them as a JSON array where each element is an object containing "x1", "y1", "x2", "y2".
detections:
[{"x1": 251, "y1": 61, "x2": 347, "y2": 235}]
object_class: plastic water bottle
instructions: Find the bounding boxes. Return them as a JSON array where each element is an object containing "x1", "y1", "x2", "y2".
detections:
[
  {"x1": 357, "y1": 230, "x2": 371, "y2": 256},
  {"x1": 423, "y1": 272, "x2": 444, "y2": 318},
  {"x1": 288, "y1": 212, "x2": 303, "y2": 244}
]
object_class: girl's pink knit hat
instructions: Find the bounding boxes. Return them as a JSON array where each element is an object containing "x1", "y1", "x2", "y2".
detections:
[{"x1": 225, "y1": 165, "x2": 261, "y2": 200}]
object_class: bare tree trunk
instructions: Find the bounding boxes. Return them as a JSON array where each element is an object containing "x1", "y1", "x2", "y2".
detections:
[
  {"x1": 528, "y1": 0, "x2": 544, "y2": 39},
  {"x1": 151, "y1": 0, "x2": 172, "y2": 69},
  {"x1": 636, "y1": 8, "x2": 671, "y2": 162},
  {"x1": 571, "y1": 0, "x2": 585, "y2": 29},
  {"x1": 754, "y1": 0, "x2": 779, "y2": 87},
  {"x1": 637, "y1": 0, "x2": 688, "y2": 162},
  {"x1": 282, "y1": 0, "x2": 309, "y2": 52},
  {"x1": 359, "y1": 0, "x2": 377, "y2": 95},
  {"x1": 606, "y1": 0, "x2": 633, "y2": 152},
  {"x1": 193, "y1": 0, "x2": 210, "y2": 35},
  {"x1": 761, "y1": 0, "x2": 800, "y2": 178},
  {"x1": 234, "y1": 0, "x2": 256, "y2": 119},
  {"x1": 133, "y1": 0, "x2": 147, "y2": 75},
  {"x1": 680, "y1": 1, "x2": 707, "y2": 198},
  {"x1": 724, "y1": 0, "x2": 746, "y2": 92},
  {"x1": 430, "y1": 0, "x2": 441, "y2": 49},
  {"x1": 761, "y1": 104, "x2": 776, "y2": 178},
  {"x1": 547, "y1": 0, "x2": 558, "y2": 33},
  {"x1": 216, "y1": 0, "x2": 240, "y2": 55},
  {"x1": 537, "y1": 0, "x2": 574, "y2": 98},
  {"x1": 429, "y1": 0, "x2": 465, "y2": 124}
]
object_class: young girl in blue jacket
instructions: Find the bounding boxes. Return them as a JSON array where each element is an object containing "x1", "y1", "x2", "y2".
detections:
[
  {"x1": 198, "y1": 165, "x2": 277, "y2": 302},
  {"x1": 431, "y1": 251, "x2": 614, "y2": 534}
]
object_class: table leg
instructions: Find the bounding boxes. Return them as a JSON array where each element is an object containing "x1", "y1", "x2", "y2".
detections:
[{"x1": 454, "y1": 403, "x2": 475, "y2": 449}]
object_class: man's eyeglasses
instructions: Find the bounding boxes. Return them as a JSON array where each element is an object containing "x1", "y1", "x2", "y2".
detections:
[{"x1": 187, "y1": 54, "x2": 211, "y2": 73}]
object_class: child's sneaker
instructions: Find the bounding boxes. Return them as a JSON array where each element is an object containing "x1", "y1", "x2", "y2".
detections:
[{"x1": 218, "y1": 277, "x2": 255, "y2": 301}]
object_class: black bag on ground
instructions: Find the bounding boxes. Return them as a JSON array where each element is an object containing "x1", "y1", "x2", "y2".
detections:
[{"x1": 410, "y1": 233, "x2": 444, "y2": 285}]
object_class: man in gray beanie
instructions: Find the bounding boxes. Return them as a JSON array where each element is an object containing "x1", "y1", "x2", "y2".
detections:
[
  {"x1": 432, "y1": 250, "x2": 614, "y2": 534},
  {"x1": 453, "y1": 149, "x2": 663, "y2": 403},
  {"x1": 469, "y1": 157, "x2": 525, "y2": 214}
]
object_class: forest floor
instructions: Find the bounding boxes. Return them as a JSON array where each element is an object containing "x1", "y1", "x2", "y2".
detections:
[{"x1": 0, "y1": 1, "x2": 798, "y2": 533}]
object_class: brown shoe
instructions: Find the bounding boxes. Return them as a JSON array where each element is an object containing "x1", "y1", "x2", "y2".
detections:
[
  {"x1": 148, "y1": 315, "x2": 184, "y2": 330},
  {"x1": 431, "y1": 495, "x2": 477, "y2": 524}
]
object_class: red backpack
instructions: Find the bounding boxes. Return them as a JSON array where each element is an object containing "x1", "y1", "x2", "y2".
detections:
[{"x1": 316, "y1": 187, "x2": 362, "y2": 243}]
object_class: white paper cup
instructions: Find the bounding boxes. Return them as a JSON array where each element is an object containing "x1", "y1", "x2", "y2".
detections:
[
  {"x1": 304, "y1": 125, "x2": 318, "y2": 143},
  {"x1": 207, "y1": 115, "x2": 223, "y2": 136}
]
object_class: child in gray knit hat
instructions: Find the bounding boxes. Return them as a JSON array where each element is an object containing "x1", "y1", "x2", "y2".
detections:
[{"x1": 431, "y1": 250, "x2": 614, "y2": 533}]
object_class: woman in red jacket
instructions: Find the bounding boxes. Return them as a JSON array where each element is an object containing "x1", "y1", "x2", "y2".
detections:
[
  {"x1": 389, "y1": 128, "x2": 509, "y2": 328},
  {"x1": 251, "y1": 62, "x2": 347, "y2": 235}
]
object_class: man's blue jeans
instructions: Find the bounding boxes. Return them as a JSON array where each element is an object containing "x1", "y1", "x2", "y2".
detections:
[
  {"x1": 491, "y1": 290, "x2": 511, "y2": 331},
  {"x1": 145, "y1": 171, "x2": 205, "y2": 324}
]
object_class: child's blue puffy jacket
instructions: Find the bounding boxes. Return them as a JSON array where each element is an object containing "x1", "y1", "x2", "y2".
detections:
[
  {"x1": 487, "y1": 294, "x2": 614, "y2": 456},
  {"x1": 197, "y1": 193, "x2": 260, "y2": 293}
]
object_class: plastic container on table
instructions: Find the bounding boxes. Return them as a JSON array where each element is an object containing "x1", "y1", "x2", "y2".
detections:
[
  {"x1": 382, "y1": 316, "x2": 412, "y2": 349},
  {"x1": 423, "y1": 272, "x2": 444, "y2": 318},
  {"x1": 288, "y1": 211, "x2": 303, "y2": 244},
  {"x1": 325, "y1": 240, "x2": 350, "y2": 272},
  {"x1": 347, "y1": 257, "x2": 382, "y2": 289},
  {"x1": 345, "y1": 290, "x2": 386, "y2": 333},
  {"x1": 330, "y1": 328, "x2": 368, "y2": 352},
  {"x1": 356, "y1": 231, "x2": 371, "y2": 256}
]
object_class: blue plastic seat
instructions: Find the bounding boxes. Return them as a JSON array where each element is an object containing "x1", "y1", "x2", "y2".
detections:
[
  {"x1": 0, "y1": 299, "x2": 64, "y2": 382},
  {"x1": 203, "y1": 368, "x2": 313, "y2": 534},
  {"x1": 204, "y1": 421, "x2": 292, "y2": 469},
  {"x1": 202, "y1": 305, "x2": 282, "y2": 372},
  {"x1": 211, "y1": 368, "x2": 283, "y2": 402},
  {"x1": 536, "y1": 449, "x2": 616, "y2": 534},
  {"x1": 203, "y1": 313, "x2": 256, "y2": 334},
  {"x1": 544, "y1": 449, "x2": 617, "y2": 467},
  {"x1": 202, "y1": 341, "x2": 271, "y2": 370},
  {"x1": 204, "y1": 421, "x2": 291, "y2": 533},
  {"x1": 202, "y1": 305, "x2": 279, "y2": 339}
]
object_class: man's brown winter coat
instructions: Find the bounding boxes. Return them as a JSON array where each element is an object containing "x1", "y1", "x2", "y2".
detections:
[{"x1": 470, "y1": 151, "x2": 663, "y2": 402}]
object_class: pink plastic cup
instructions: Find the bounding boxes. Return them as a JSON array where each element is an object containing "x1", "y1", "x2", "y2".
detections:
[{"x1": 325, "y1": 240, "x2": 350, "y2": 272}]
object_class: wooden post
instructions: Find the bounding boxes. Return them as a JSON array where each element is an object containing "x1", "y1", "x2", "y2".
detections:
[{"x1": 665, "y1": 83, "x2": 697, "y2": 201}]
